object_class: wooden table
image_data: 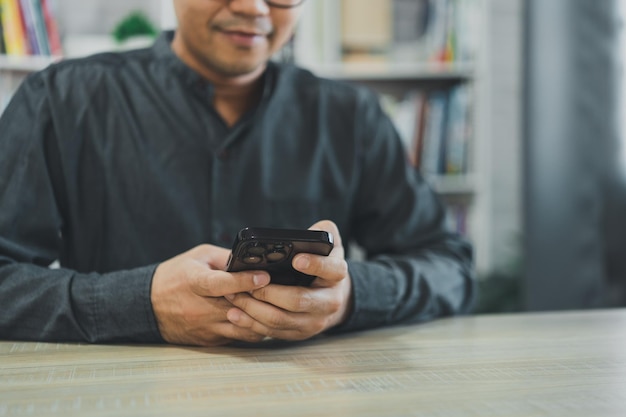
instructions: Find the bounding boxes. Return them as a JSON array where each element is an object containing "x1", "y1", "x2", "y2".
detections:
[{"x1": 1, "y1": 309, "x2": 625, "y2": 416}]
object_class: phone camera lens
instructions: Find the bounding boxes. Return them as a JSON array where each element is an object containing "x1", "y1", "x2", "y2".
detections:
[
  {"x1": 246, "y1": 244, "x2": 266, "y2": 255},
  {"x1": 243, "y1": 255, "x2": 263, "y2": 264},
  {"x1": 266, "y1": 250, "x2": 286, "y2": 262}
]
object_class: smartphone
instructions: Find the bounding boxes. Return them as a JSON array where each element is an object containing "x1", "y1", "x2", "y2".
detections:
[{"x1": 225, "y1": 227, "x2": 334, "y2": 286}]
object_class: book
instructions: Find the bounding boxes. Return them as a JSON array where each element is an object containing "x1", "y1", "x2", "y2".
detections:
[
  {"x1": 16, "y1": 0, "x2": 33, "y2": 54},
  {"x1": 341, "y1": 0, "x2": 392, "y2": 61},
  {"x1": 386, "y1": 85, "x2": 471, "y2": 176},
  {"x1": 412, "y1": 93, "x2": 429, "y2": 168},
  {"x1": 40, "y1": 0, "x2": 61, "y2": 55},
  {"x1": 0, "y1": 1, "x2": 6, "y2": 54},
  {"x1": 380, "y1": 90, "x2": 430, "y2": 168},
  {"x1": 445, "y1": 85, "x2": 471, "y2": 174},
  {"x1": 420, "y1": 90, "x2": 449, "y2": 175},
  {"x1": 0, "y1": 0, "x2": 60, "y2": 56},
  {"x1": 295, "y1": 0, "x2": 479, "y2": 66},
  {"x1": 29, "y1": 0, "x2": 50, "y2": 55},
  {"x1": 18, "y1": 0, "x2": 38, "y2": 54},
  {"x1": 1, "y1": 0, "x2": 27, "y2": 55}
]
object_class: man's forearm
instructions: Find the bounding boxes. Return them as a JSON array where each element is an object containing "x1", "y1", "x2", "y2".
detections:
[
  {"x1": 0, "y1": 262, "x2": 163, "y2": 343},
  {"x1": 333, "y1": 250, "x2": 475, "y2": 333}
]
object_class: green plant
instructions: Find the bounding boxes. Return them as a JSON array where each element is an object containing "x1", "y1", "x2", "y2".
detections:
[
  {"x1": 112, "y1": 11, "x2": 157, "y2": 43},
  {"x1": 473, "y1": 238, "x2": 524, "y2": 314},
  {"x1": 473, "y1": 268, "x2": 523, "y2": 314}
]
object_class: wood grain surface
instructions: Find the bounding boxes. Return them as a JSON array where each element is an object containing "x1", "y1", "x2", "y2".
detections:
[{"x1": 1, "y1": 309, "x2": 625, "y2": 416}]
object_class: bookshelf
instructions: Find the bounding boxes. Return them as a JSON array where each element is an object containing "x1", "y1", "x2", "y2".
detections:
[
  {"x1": 0, "y1": 0, "x2": 164, "y2": 112},
  {"x1": 292, "y1": 0, "x2": 493, "y2": 271},
  {"x1": 0, "y1": 53, "x2": 57, "y2": 70},
  {"x1": 0, "y1": 0, "x2": 61, "y2": 110}
]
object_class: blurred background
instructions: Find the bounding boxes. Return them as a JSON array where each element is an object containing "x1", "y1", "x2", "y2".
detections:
[{"x1": 0, "y1": 0, "x2": 624, "y2": 313}]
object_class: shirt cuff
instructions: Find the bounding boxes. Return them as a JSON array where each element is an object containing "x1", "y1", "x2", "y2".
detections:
[
  {"x1": 327, "y1": 260, "x2": 398, "y2": 333},
  {"x1": 92, "y1": 264, "x2": 163, "y2": 343}
]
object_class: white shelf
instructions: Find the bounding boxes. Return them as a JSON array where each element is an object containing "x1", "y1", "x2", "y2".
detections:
[
  {"x1": 428, "y1": 175, "x2": 477, "y2": 196},
  {"x1": 0, "y1": 55, "x2": 61, "y2": 72},
  {"x1": 306, "y1": 61, "x2": 475, "y2": 81}
]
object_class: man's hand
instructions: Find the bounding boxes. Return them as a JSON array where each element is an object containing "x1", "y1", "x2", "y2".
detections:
[
  {"x1": 224, "y1": 220, "x2": 353, "y2": 341},
  {"x1": 151, "y1": 244, "x2": 271, "y2": 346}
]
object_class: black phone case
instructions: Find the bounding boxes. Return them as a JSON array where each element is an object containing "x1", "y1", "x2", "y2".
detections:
[{"x1": 225, "y1": 227, "x2": 334, "y2": 286}]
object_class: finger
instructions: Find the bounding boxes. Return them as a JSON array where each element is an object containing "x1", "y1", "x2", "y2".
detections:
[
  {"x1": 214, "y1": 322, "x2": 267, "y2": 344},
  {"x1": 225, "y1": 293, "x2": 303, "y2": 333},
  {"x1": 249, "y1": 284, "x2": 327, "y2": 314},
  {"x1": 189, "y1": 268, "x2": 270, "y2": 297},
  {"x1": 308, "y1": 219, "x2": 342, "y2": 247},
  {"x1": 187, "y1": 244, "x2": 232, "y2": 269},
  {"x1": 226, "y1": 307, "x2": 314, "y2": 341},
  {"x1": 292, "y1": 253, "x2": 348, "y2": 284}
]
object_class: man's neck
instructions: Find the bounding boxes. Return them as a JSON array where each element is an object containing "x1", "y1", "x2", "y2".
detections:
[
  {"x1": 170, "y1": 36, "x2": 267, "y2": 127},
  {"x1": 210, "y1": 69, "x2": 266, "y2": 127}
]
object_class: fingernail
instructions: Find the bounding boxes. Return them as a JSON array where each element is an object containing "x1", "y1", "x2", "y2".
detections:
[
  {"x1": 225, "y1": 294, "x2": 235, "y2": 301},
  {"x1": 295, "y1": 255, "x2": 310, "y2": 270},
  {"x1": 253, "y1": 274, "x2": 270, "y2": 287}
]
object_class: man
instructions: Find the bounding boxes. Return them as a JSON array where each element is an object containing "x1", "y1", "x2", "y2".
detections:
[{"x1": 0, "y1": 0, "x2": 475, "y2": 346}]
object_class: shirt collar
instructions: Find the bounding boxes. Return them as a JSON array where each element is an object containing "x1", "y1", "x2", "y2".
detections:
[
  {"x1": 151, "y1": 30, "x2": 278, "y2": 102},
  {"x1": 152, "y1": 30, "x2": 205, "y2": 89}
]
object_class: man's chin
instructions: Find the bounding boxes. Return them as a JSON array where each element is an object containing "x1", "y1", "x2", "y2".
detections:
[{"x1": 206, "y1": 57, "x2": 267, "y2": 79}]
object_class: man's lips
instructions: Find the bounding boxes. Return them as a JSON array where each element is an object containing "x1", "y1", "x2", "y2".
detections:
[
  {"x1": 222, "y1": 28, "x2": 268, "y2": 37},
  {"x1": 219, "y1": 29, "x2": 268, "y2": 47},
  {"x1": 212, "y1": 18, "x2": 273, "y2": 47}
]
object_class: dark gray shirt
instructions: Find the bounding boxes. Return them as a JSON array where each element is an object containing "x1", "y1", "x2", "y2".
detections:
[{"x1": 0, "y1": 32, "x2": 475, "y2": 343}]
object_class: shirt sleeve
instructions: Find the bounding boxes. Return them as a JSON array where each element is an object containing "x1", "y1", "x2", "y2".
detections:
[
  {"x1": 331, "y1": 91, "x2": 476, "y2": 333},
  {"x1": 0, "y1": 74, "x2": 163, "y2": 343}
]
